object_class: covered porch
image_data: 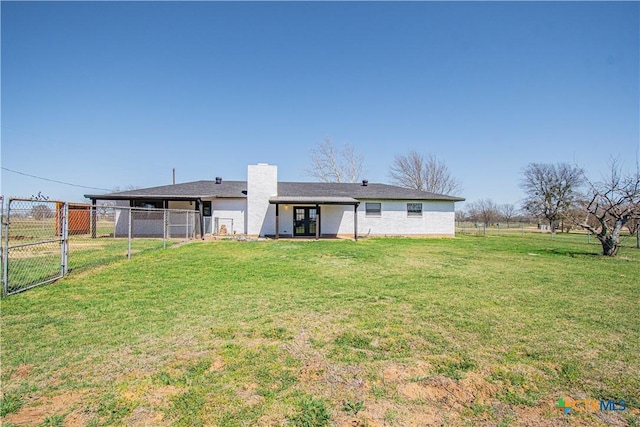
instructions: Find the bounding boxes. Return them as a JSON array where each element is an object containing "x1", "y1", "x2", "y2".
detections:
[
  {"x1": 87, "y1": 195, "x2": 208, "y2": 240},
  {"x1": 269, "y1": 196, "x2": 360, "y2": 240}
]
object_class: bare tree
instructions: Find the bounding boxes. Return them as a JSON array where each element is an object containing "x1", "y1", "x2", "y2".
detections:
[
  {"x1": 389, "y1": 150, "x2": 462, "y2": 195},
  {"x1": 561, "y1": 203, "x2": 588, "y2": 233},
  {"x1": 520, "y1": 162, "x2": 584, "y2": 234},
  {"x1": 498, "y1": 204, "x2": 517, "y2": 228},
  {"x1": 307, "y1": 139, "x2": 364, "y2": 183},
  {"x1": 31, "y1": 204, "x2": 54, "y2": 220},
  {"x1": 579, "y1": 161, "x2": 640, "y2": 256},
  {"x1": 467, "y1": 199, "x2": 499, "y2": 227}
]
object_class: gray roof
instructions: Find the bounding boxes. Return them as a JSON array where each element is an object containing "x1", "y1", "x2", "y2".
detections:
[
  {"x1": 278, "y1": 182, "x2": 464, "y2": 201},
  {"x1": 270, "y1": 196, "x2": 360, "y2": 205},
  {"x1": 86, "y1": 180, "x2": 248, "y2": 200},
  {"x1": 86, "y1": 180, "x2": 464, "y2": 202}
]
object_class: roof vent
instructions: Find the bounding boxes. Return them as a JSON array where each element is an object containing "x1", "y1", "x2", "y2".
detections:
[
  {"x1": 215, "y1": 177, "x2": 222, "y2": 184},
  {"x1": 362, "y1": 180, "x2": 368, "y2": 186}
]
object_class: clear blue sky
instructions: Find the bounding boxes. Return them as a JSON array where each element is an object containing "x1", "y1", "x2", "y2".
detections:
[{"x1": 2, "y1": 1, "x2": 638, "y2": 208}]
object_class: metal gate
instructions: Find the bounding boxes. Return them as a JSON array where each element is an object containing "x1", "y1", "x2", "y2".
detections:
[{"x1": 2, "y1": 198, "x2": 69, "y2": 296}]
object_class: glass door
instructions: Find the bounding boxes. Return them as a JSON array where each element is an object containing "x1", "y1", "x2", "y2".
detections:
[{"x1": 293, "y1": 207, "x2": 317, "y2": 236}]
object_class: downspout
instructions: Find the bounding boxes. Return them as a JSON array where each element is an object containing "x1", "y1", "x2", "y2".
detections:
[
  {"x1": 198, "y1": 198, "x2": 204, "y2": 240},
  {"x1": 354, "y1": 202, "x2": 359, "y2": 241},
  {"x1": 316, "y1": 204, "x2": 320, "y2": 240}
]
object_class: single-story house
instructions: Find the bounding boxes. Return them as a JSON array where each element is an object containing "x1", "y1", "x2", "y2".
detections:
[{"x1": 85, "y1": 163, "x2": 464, "y2": 239}]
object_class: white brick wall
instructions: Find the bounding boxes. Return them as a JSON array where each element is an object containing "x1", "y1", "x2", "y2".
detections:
[
  {"x1": 356, "y1": 200, "x2": 455, "y2": 236},
  {"x1": 274, "y1": 200, "x2": 456, "y2": 237},
  {"x1": 247, "y1": 164, "x2": 278, "y2": 236},
  {"x1": 212, "y1": 199, "x2": 246, "y2": 234}
]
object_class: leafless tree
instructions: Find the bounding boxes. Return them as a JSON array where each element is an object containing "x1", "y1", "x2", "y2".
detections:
[
  {"x1": 389, "y1": 150, "x2": 462, "y2": 195},
  {"x1": 579, "y1": 161, "x2": 640, "y2": 256},
  {"x1": 467, "y1": 199, "x2": 499, "y2": 227},
  {"x1": 561, "y1": 203, "x2": 589, "y2": 233},
  {"x1": 307, "y1": 139, "x2": 364, "y2": 183},
  {"x1": 520, "y1": 162, "x2": 584, "y2": 234},
  {"x1": 455, "y1": 209, "x2": 467, "y2": 224},
  {"x1": 110, "y1": 185, "x2": 140, "y2": 193},
  {"x1": 498, "y1": 203, "x2": 517, "y2": 228},
  {"x1": 31, "y1": 204, "x2": 54, "y2": 220}
]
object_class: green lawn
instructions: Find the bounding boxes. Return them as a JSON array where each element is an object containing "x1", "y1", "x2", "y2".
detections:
[{"x1": 1, "y1": 235, "x2": 638, "y2": 426}]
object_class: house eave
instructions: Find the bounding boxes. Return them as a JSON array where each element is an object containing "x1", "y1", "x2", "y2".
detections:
[{"x1": 269, "y1": 196, "x2": 360, "y2": 205}]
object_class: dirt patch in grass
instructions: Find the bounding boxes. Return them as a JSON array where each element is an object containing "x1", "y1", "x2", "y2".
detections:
[
  {"x1": 3, "y1": 391, "x2": 88, "y2": 426},
  {"x1": 236, "y1": 382, "x2": 264, "y2": 407},
  {"x1": 365, "y1": 365, "x2": 500, "y2": 426},
  {"x1": 288, "y1": 330, "x2": 504, "y2": 426},
  {"x1": 126, "y1": 405, "x2": 166, "y2": 426},
  {"x1": 11, "y1": 364, "x2": 33, "y2": 380}
]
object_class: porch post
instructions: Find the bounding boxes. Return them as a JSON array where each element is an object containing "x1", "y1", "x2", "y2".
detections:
[
  {"x1": 198, "y1": 198, "x2": 204, "y2": 240},
  {"x1": 275, "y1": 203, "x2": 279, "y2": 239},
  {"x1": 315, "y1": 204, "x2": 320, "y2": 240},
  {"x1": 91, "y1": 198, "x2": 97, "y2": 238},
  {"x1": 354, "y1": 203, "x2": 359, "y2": 241}
]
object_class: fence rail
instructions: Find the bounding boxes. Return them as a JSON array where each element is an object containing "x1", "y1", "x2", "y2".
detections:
[{"x1": 1, "y1": 197, "x2": 201, "y2": 296}]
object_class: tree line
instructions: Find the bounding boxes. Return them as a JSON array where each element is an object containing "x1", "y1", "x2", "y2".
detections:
[{"x1": 307, "y1": 139, "x2": 640, "y2": 257}]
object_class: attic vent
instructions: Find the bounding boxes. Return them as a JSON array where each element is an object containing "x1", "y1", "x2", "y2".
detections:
[
  {"x1": 362, "y1": 180, "x2": 369, "y2": 186},
  {"x1": 215, "y1": 177, "x2": 222, "y2": 184}
]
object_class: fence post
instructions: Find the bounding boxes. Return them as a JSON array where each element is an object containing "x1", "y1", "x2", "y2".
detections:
[
  {"x1": 163, "y1": 209, "x2": 167, "y2": 249},
  {"x1": 3, "y1": 200, "x2": 12, "y2": 297},
  {"x1": 61, "y1": 203, "x2": 69, "y2": 275},
  {"x1": 1, "y1": 197, "x2": 6, "y2": 297},
  {"x1": 128, "y1": 208, "x2": 132, "y2": 260}
]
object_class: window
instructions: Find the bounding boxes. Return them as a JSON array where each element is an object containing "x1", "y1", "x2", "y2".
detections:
[
  {"x1": 407, "y1": 203, "x2": 422, "y2": 217},
  {"x1": 132, "y1": 200, "x2": 163, "y2": 209},
  {"x1": 202, "y1": 201, "x2": 212, "y2": 217},
  {"x1": 365, "y1": 202, "x2": 381, "y2": 216}
]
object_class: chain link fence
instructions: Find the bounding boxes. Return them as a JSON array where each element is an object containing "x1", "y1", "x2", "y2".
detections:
[{"x1": 1, "y1": 198, "x2": 202, "y2": 296}]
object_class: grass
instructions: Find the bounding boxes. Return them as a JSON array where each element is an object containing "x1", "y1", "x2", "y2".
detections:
[
  {"x1": 1, "y1": 233, "x2": 638, "y2": 425},
  {"x1": 4, "y1": 236, "x2": 173, "y2": 294}
]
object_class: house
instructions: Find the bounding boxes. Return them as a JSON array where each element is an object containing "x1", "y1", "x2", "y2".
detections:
[{"x1": 85, "y1": 163, "x2": 464, "y2": 239}]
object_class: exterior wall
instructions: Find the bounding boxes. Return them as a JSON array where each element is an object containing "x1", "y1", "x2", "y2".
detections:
[
  {"x1": 275, "y1": 200, "x2": 456, "y2": 237},
  {"x1": 168, "y1": 199, "x2": 247, "y2": 235},
  {"x1": 247, "y1": 164, "x2": 278, "y2": 236},
  {"x1": 276, "y1": 204, "x2": 295, "y2": 236},
  {"x1": 212, "y1": 198, "x2": 246, "y2": 235},
  {"x1": 357, "y1": 200, "x2": 455, "y2": 236},
  {"x1": 114, "y1": 200, "x2": 130, "y2": 237},
  {"x1": 326, "y1": 200, "x2": 455, "y2": 237},
  {"x1": 114, "y1": 204, "x2": 166, "y2": 237},
  {"x1": 166, "y1": 201, "x2": 197, "y2": 237},
  {"x1": 319, "y1": 205, "x2": 353, "y2": 236}
]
